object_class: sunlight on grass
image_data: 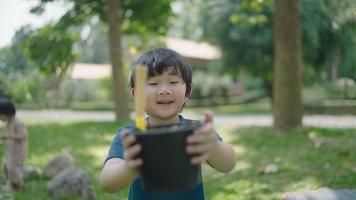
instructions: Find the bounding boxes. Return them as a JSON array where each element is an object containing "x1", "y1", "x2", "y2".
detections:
[
  {"x1": 216, "y1": 124, "x2": 240, "y2": 142},
  {"x1": 27, "y1": 152, "x2": 57, "y2": 167},
  {"x1": 286, "y1": 177, "x2": 322, "y2": 191},
  {"x1": 234, "y1": 160, "x2": 251, "y2": 171},
  {"x1": 82, "y1": 132, "x2": 114, "y2": 143},
  {"x1": 85, "y1": 145, "x2": 110, "y2": 166}
]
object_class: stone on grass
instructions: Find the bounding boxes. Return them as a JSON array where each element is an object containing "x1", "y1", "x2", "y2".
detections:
[
  {"x1": 23, "y1": 165, "x2": 42, "y2": 180},
  {"x1": 44, "y1": 153, "x2": 75, "y2": 178},
  {"x1": 0, "y1": 184, "x2": 13, "y2": 200},
  {"x1": 47, "y1": 167, "x2": 96, "y2": 200},
  {"x1": 284, "y1": 188, "x2": 356, "y2": 200}
]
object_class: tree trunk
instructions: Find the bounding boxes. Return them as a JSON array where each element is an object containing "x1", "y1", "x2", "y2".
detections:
[
  {"x1": 273, "y1": 0, "x2": 303, "y2": 129},
  {"x1": 331, "y1": 47, "x2": 340, "y2": 82},
  {"x1": 107, "y1": 0, "x2": 130, "y2": 121}
]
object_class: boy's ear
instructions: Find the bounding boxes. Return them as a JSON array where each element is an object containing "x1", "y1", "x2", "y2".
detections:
[
  {"x1": 186, "y1": 83, "x2": 193, "y2": 100},
  {"x1": 130, "y1": 88, "x2": 135, "y2": 98}
]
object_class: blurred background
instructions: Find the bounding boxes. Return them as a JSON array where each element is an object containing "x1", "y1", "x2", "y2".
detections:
[{"x1": 1, "y1": 0, "x2": 355, "y2": 115}]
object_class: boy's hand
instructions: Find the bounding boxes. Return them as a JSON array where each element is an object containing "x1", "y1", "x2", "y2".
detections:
[
  {"x1": 186, "y1": 112, "x2": 218, "y2": 165},
  {"x1": 120, "y1": 130, "x2": 143, "y2": 171}
]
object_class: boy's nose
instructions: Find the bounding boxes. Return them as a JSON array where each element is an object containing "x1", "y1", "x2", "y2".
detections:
[{"x1": 158, "y1": 87, "x2": 172, "y2": 95}]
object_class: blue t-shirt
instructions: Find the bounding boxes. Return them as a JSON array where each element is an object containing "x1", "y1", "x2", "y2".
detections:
[{"x1": 105, "y1": 116, "x2": 222, "y2": 200}]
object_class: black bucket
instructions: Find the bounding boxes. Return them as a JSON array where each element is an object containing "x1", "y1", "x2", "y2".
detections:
[{"x1": 133, "y1": 121, "x2": 202, "y2": 192}]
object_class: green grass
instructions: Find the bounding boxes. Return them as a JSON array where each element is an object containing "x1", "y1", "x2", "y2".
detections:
[
  {"x1": 205, "y1": 126, "x2": 356, "y2": 200},
  {"x1": 1, "y1": 122, "x2": 355, "y2": 199}
]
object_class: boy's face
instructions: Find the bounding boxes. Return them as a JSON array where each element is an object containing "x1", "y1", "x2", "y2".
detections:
[{"x1": 132, "y1": 69, "x2": 190, "y2": 124}]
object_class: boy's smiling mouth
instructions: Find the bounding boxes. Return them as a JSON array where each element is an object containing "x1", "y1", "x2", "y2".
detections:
[{"x1": 157, "y1": 100, "x2": 175, "y2": 105}]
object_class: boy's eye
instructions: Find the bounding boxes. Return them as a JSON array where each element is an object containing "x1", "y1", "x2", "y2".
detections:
[
  {"x1": 170, "y1": 81, "x2": 179, "y2": 84},
  {"x1": 148, "y1": 82, "x2": 158, "y2": 86}
]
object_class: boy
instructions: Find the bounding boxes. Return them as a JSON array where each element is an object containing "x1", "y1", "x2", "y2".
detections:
[
  {"x1": 0, "y1": 98, "x2": 27, "y2": 190},
  {"x1": 100, "y1": 48, "x2": 236, "y2": 199}
]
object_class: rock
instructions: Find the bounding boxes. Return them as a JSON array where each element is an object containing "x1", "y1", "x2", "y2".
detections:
[
  {"x1": 284, "y1": 188, "x2": 356, "y2": 200},
  {"x1": 0, "y1": 184, "x2": 13, "y2": 200},
  {"x1": 47, "y1": 167, "x2": 96, "y2": 200},
  {"x1": 44, "y1": 153, "x2": 75, "y2": 178},
  {"x1": 23, "y1": 165, "x2": 42, "y2": 180}
]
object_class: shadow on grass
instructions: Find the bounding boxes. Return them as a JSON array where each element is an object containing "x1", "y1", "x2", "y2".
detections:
[{"x1": 203, "y1": 127, "x2": 356, "y2": 200}]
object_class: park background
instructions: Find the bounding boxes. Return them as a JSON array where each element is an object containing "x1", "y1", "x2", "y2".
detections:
[{"x1": 0, "y1": 0, "x2": 355, "y2": 199}]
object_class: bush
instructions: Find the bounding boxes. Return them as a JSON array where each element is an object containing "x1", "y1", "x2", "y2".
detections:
[
  {"x1": 325, "y1": 78, "x2": 356, "y2": 100},
  {"x1": 8, "y1": 73, "x2": 48, "y2": 104},
  {"x1": 191, "y1": 72, "x2": 232, "y2": 100}
]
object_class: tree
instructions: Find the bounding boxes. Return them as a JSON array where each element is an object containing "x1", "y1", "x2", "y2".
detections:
[
  {"x1": 199, "y1": 0, "x2": 356, "y2": 98},
  {"x1": 199, "y1": 0, "x2": 275, "y2": 97},
  {"x1": 30, "y1": 0, "x2": 173, "y2": 120},
  {"x1": 0, "y1": 26, "x2": 35, "y2": 75},
  {"x1": 273, "y1": 0, "x2": 302, "y2": 129},
  {"x1": 22, "y1": 25, "x2": 78, "y2": 106},
  {"x1": 0, "y1": 26, "x2": 36, "y2": 97},
  {"x1": 23, "y1": 25, "x2": 77, "y2": 78},
  {"x1": 76, "y1": 21, "x2": 110, "y2": 63},
  {"x1": 107, "y1": 0, "x2": 129, "y2": 120},
  {"x1": 300, "y1": 0, "x2": 356, "y2": 82}
]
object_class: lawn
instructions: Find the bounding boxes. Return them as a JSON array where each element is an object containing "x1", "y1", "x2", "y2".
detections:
[{"x1": 1, "y1": 121, "x2": 354, "y2": 199}]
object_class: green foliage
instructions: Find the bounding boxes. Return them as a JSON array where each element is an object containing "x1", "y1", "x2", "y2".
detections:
[
  {"x1": 325, "y1": 78, "x2": 356, "y2": 100},
  {"x1": 199, "y1": 0, "x2": 356, "y2": 94},
  {"x1": 8, "y1": 73, "x2": 50, "y2": 104},
  {"x1": 303, "y1": 79, "x2": 356, "y2": 102},
  {"x1": 300, "y1": 0, "x2": 356, "y2": 80},
  {"x1": 99, "y1": 76, "x2": 113, "y2": 100},
  {"x1": 22, "y1": 25, "x2": 78, "y2": 77},
  {"x1": 31, "y1": 0, "x2": 173, "y2": 36},
  {"x1": 0, "y1": 72, "x2": 10, "y2": 97},
  {"x1": 200, "y1": 0, "x2": 273, "y2": 80},
  {"x1": 0, "y1": 26, "x2": 37, "y2": 97},
  {"x1": 192, "y1": 72, "x2": 232, "y2": 99},
  {"x1": 29, "y1": 0, "x2": 174, "y2": 66},
  {"x1": 76, "y1": 20, "x2": 110, "y2": 63},
  {"x1": 0, "y1": 26, "x2": 35, "y2": 75},
  {"x1": 168, "y1": 0, "x2": 206, "y2": 40}
]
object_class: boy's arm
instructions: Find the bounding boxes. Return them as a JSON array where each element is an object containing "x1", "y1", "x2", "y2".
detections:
[
  {"x1": 187, "y1": 112, "x2": 236, "y2": 173},
  {"x1": 206, "y1": 142, "x2": 236, "y2": 173},
  {"x1": 100, "y1": 131, "x2": 142, "y2": 193},
  {"x1": 100, "y1": 158, "x2": 139, "y2": 192}
]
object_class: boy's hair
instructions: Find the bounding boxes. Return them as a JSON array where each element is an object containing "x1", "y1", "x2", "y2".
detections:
[
  {"x1": 130, "y1": 48, "x2": 192, "y2": 97},
  {"x1": 0, "y1": 98, "x2": 16, "y2": 117}
]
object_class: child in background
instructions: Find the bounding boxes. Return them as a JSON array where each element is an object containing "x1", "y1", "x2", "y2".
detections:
[
  {"x1": 0, "y1": 98, "x2": 27, "y2": 190},
  {"x1": 100, "y1": 48, "x2": 236, "y2": 200}
]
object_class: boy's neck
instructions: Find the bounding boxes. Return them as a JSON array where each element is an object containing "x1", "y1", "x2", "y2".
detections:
[{"x1": 147, "y1": 115, "x2": 181, "y2": 126}]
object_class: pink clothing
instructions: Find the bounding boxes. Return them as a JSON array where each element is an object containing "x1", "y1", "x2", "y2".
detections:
[{"x1": 3, "y1": 117, "x2": 28, "y2": 184}]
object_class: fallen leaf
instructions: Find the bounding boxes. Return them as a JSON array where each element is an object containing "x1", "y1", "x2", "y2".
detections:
[{"x1": 258, "y1": 164, "x2": 279, "y2": 174}]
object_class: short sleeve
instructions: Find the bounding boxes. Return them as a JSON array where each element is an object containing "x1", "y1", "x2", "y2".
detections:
[
  {"x1": 104, "y1": 124, "x2": 136, "y2": 164},
  {"x1": 105, "y1": 129, "x2": 125, "y2": 164}
]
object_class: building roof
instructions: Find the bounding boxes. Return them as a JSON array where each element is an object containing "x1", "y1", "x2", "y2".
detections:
[
  {"x1": 165, "y1": 37, "x2": 221, "y2": 60},
  {"x1": 70, "y1": 38, "x2": 221, "y2": 80},
  {"x1": 70, "y1": 63, "x2": 110, "y2": 80}
]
